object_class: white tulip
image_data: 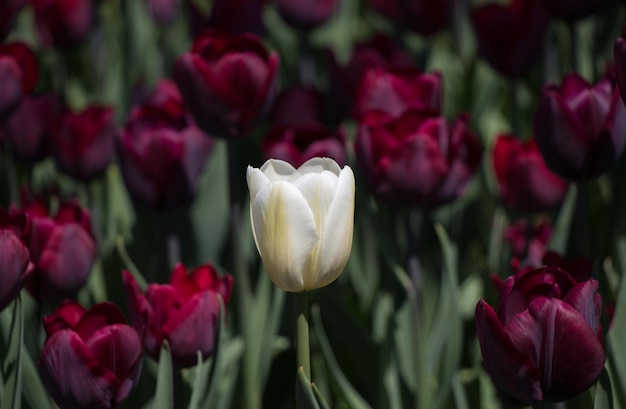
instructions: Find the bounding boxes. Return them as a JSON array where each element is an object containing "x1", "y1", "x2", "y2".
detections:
[{"x1": 247, "y1": 157, "x2": 355, "y2": 292}]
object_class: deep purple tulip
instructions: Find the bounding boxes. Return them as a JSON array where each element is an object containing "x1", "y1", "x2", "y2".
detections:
[
  {"x1": 0, "y1": 0, "x2": 26, "y2": 41},
  {"x1": 277, "y1": 0, "x2": 339, "y2": 31},
  {"x1": 540, "y1": 0, "x2": 606, "y2": 22},
  {"x1": 123, "y1": 263, "x2": 233, "y2": 368},
  {"x1": 20, "y1": 199, "x2": 97, "y2": 303},
  {"x1": 493, "y1": 134, "x2": 568, "y2": 213},
  {"x1": 39, "y1": 301, "x2": 142, "y2": 409},
  {"x1": 0, "y1": 209, "x2": 32, "y2": 312},
  {"x1": 118, "y1": 79, "x2": 214, "y2": 211},
  {"x1": 534, "y1": 73, "x2": 626, "y2": 181},
  {"x1": 353, "y1": 68, "x2": 442, "y2": 120},
  {"x1": 32, "y1": 0, "x2": 93, "y2": 48},
  {"x1": 504, "y1": 219, "x2": 552, "y2": 268},
  {"x1": 369, "y1": 0, "x2": 455, "y2": 37},
  {"x1": 475, "y1": 264, "x2": 604, "y2": 404},
  {"x1": 356, "y1": 110, "x2": 482, "y2": 208},
  {"x1": 0, "y1": 41, "x2": 39, "y2": 120},
  {"x1": 184, "y1": 0, "x2": 266, "y2": 37},
  {"x1": 3, "y1": 93, "x2": 62, "y2": 164},
  {"x1": 613, "y1": 25, "x2": 626, "y2": 105},
  {"x1": 472, "y1": 0, "x2": 549, "y2": 78},
  {"x1": 270, "y1": 86, "x2": 323, "y2": 128},
  {"x1": 174, "y1": 30, "x2": 279, "y2": 139},
  {"x1": 52, "y1": 105, "x2": 116, "y2": 181}
]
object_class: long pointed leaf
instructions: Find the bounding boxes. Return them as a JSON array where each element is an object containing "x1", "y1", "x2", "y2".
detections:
[
  {"x1": 153, "y1": 341, "x2": 174, "y2": 409},
  {"x1": 0, "y1": 296, "x2": 23, "y2": 409},
  {"x1": 595, "y1": 369, "x2": 614, "y2": 409}
]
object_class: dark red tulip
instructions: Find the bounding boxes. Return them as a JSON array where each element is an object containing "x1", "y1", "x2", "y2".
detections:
[
  {"x1": 353, "y1": 68, "x2": 442, "y2": 120},
  {"x1": 0, "y1": 209, "x2": 32, "y2": 312},
  {"x1": 277, "y1": 0, "x2": 339, "y2": 31},
  {"x1": 270, "y1": 86, "x2": 323, "y2": 128},
  {"x1": 472, "y1": 0, "x2": 549, "y2": 78},
  {"x1": 174, "y1": 30, "x2": 279, "y2": 139},
  {"x1": 123, "y1": 263, "x2": 233, "y2": 368},
  {"x1": 31, "y1": 0, "x2": 93, "y2": 48},
  {"x1": 3, "y1": 93, "x2": 62, "y2": 164},
  {"x1": 118, "y1": 79, "x2": 215, "y2": 211},
  {"x1": 145, "y1": 0, "x2": 179, "y2": 23},
  {"x1": 540, "y1": 0, "x2": 606, "y2": 22},
  {"x1": 475, "y1": 263, "x2": 604, "y2": 403},
  {"x1": 493, "y1": 134, "x2": 568, "y2": 213},
  {"x1": 0, "y1": 42, "x2": 39, "y2": 120},
  {"x1": 20, "y1": 199, "x2": 97, "y2": 303},
  {"x1": 613, "y1": 25, "x2": 626, "y2": 105},
  {"x1": 534, "y1": 73, "x2": 626, "y2": 181},
  {"x1": 356, "y1": 110, "x2": 482, "y2": 208},
  {"x1": 369, "y1": 0, "x2": 455, "y2": 37},
  {"x1": 0, "y1": 0, "x2": 26, "y2": 41},
  {"x1": 52, "y1": 105, "x2": 115, "y2": 181},
  {"x1": 504, "y1": 219, "x2": 552, "y2": 268},
  {"x1": 39, "y1": 301, "x2": 142, "y2": 409}
]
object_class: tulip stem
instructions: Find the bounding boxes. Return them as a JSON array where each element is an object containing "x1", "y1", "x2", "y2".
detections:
[
  {"x1": 295, "y1": 291, "x2": 311, "y2": 380},
  {"x1": 575, "y1": 183, "x2": 590, "y2": 257},
  {"x1": 568, "y1": 21, "x2": 579, "y2": 73}
]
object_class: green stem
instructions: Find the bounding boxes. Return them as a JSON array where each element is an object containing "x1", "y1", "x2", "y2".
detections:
[
  {"x1": 569, "y1": 21, "x2": 579, "y2": 73},
  {"x1": 295, "y1": 291, "x2": 311, "y2": 379},
  {"x1": 509, "y1": 79, "x2": 521, "y2": 136},
  {"x1": 575, "y1": 183, "x2": 589, "y2": 257}
]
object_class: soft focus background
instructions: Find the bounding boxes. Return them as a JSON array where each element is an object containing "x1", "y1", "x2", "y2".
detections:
[{"x1": 2, "y1": 0, "x2": 626, "y2": 408}]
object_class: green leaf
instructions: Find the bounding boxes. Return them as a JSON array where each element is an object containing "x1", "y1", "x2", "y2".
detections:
[
  {"x1": 117, "y1": 234, "x2": 148, "y2": 290},
  {"x1": 312, "y1": 305, "x2": 372, "y2": 409},
  {"x1": 153, "y1": 341, "x2": 174, "y2": 409},
  {"x1": 312, "y1": 383, "x2": 332, "y2": 409},
  {"x1": 608, "y1": 256, "x2": 626, "y2": 409},
  {"x1": 594, "y1": 369, "x2": 613, "y2": 409},
  {"x1": 548, "y1": 184, "x2": 577, "y2": 253},
  {"x1": 197, "y1": 296, "x2": 225, "y2": 408},
  {"x1": 0, "y1": 296, "x2": 23, "y2": 409},
  {"x1": 21, "y1": 348, "x2": 53, "y2": 409},
  {"x1": 296, "y1": 367, "x2": 321, "y2": 409}
]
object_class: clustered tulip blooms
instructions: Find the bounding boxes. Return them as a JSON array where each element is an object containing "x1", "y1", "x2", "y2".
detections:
[
  {"x1": 39, "y1": 301, "x2": 143, "y2": 409},
  {"x1": 475, "y1": 260, "x2": 604, "y2": 404},
  {"x1": 504, "y1": 219, "x2": 552, "y2": 268},
  {"x1": 123, "y1": 263, "x2": 233, "y2": 368},
  {"x1": 247, "y1": 157, "x2": 355, "y2": 292},
  {"x1": 0, "y1": 208, "x2": 31, "y2": 312}
]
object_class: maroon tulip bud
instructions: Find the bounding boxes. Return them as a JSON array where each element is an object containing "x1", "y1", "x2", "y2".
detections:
[
  {"x1": 369, "y1": 0, "x2": 454, "y2": 37},
  {"x1": 39, "y1": 301, "x2": 142, "y2": 409},
  {"x1": 145, "y1": 0, "x2": 179, "y2": 24},
  {"x1": 3, "y1": 93, "x2": 62, "y2": 164},
  {"x1": 0, "y1": 0, "x2": 26, "y2": 41},
  {"x1": 504, "y1": 219, "x2": 552, "y2": 268},
  {"x1": 32, "y1": 0, "x2": 93, "y2": 48},
  {"x1": 174, "y1": 30, "x2": 279, "y2": 139},
  {"x1": 122, "y1": 263, "x2": 233, "y2": 368},
  {"x1": 534, "y1": 73, "x2": 626, "y2": 181},
  {"x1": 52, "y1": 105, "x2": 115, "y2": 182},
  {"x1": 270, "y1": 86, "x2": 323, "y2": 128},
  {"x1": 472, "y1": 0, "x2": 549, "y2": 78},
  {"x1": 475, "y1": 263, "x2": 604, "y2": 403},
  {"x1": 540, "y1": 0, "x2": 606, "y2": 22},
  {"x1": 613, "y1": 25, "x2": 626, "y2": 105},
  {"x1": 356, "y1": 111, "x2": 482, "y2": 208},
  {"x1": 0, "y1": 208, "x2": 32, "y2": 312},
  {"x1": 277, "y1": 0, "x2": 339, "y2": 31},
  {"x1": 353, "y1": 68, "x2": 442, "y2": 120},
  {"x1": 118, "y1": 80, "x2": 215, "y2": 211},
  {"x1": 493, "y1": 134, "x2": 568, "y2": 213},
  {"x1": 21, "y1": 199, "x2": 97, "y2": 303},
  {"x1": 0, "y1": 41, "x2": 39, "y2": 120}
]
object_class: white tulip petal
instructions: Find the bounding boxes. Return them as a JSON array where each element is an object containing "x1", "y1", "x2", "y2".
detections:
[
  {"x1": 251, "y1": 181, "x2": 319, "y2": 292},
  {"x1": 317, "y1": 166, "x2": 355, "y2": 288},
  {"x1": 260, "y1": 159, "x2": 297, "y2": 182},
  {"x1": 291, "y1": 157, "x2": 341, "y2": 182},
  {"x1": 246, "y1": 167, "x2": 270, "y2": 202}
]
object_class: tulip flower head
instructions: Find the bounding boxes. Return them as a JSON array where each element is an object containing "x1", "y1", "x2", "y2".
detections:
[
  {"x1": 247, "y1": 158, "x2": 355, "y2": 292},
  {"x1": 0, "y1": 209, "x2": 32, "y2": 312}
]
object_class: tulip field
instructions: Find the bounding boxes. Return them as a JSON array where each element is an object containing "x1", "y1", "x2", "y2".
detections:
[{"x1": 3, "y1": 0, "x2": 626, "y2": 408}]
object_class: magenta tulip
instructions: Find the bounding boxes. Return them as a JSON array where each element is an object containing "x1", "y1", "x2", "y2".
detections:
[
  {"x1": 39, "y1": 301, "x2": 142, "y2": 409},
  {"x1": 613, "y1": 25, "x2": 626, "y2": 105},
  {"x1": 184, "y1": 0, "x2": 267, "y2": 37},
  {"x1": 0, "y1": 41, "x2": 38, "y2": 120},
  {"x1": 123, "y1": 263, "x2": 233, "y2": 368},
  {"x1": 0, "y1": 209, "x2": 32, "y2": 312},
  {"x1": 31, "y1": 0, "x2": 93, "y2": 48}
]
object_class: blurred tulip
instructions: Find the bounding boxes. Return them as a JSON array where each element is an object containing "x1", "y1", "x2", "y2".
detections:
[
  {"x1": 20, "y1": 199, "x2": 97, "y2": 303},
  {"x1": 174, "y1": 30, "x2": 279, "y2": 139},
  {"x1": 534, "y1": 73, "x2": 626, "y2": 181},
  {"x1": 184, "y1": 0, "x2": 266, "y2": 37},
  {"x1": 32, "y1": 0, "x2": 93, "y2": 48},
  {"x1": 0, "y1": 209, "x2": 32, "y2": 312},
  {"x1": 52, "y1": 105, "x2": 115, "y2": 181},
  {"x1": 493, "y1": 134, "x2": 568, "y2": 212},
  {"x1": 472, "y1": 0, "x2": 549, "y2": 78},
  {"x1": 504, "y1": 219, "x2": 552, "y2": 268},
  {"x1": 356, "y1": 111, "x2": 482, "y2": 208},
  {"x1": 369, "y1": 0, "x2": 454, "y2": 37},
  {"x1": 118, "y1": 80, "x2": 214, "y2": 211},
  {"x1": 277, "y1": 0, "x2": 339, "y2": 31},
  {"x1": 540, "y1": 0, "x2": 606, "y2": 22},
  {"x1": 39, "y1": 301, "x2": 142, "y2": 409},
  {"x1": 145, "y1": 0, "x2": 179, "y2": 23},
  {"x1": 3, "y1": 93, "x2": 62, "y2": 164},
  {"x1": 0, "y1": 41, "x2": 39, "y2": 120},
  {"x1": 353, "y1": 68, "x2": 442, "y2": 120},
  {"x1": 613, "y1": 25, "x2": 626, "y2": 105},
  {"x1": 0, "y1": 0, "x2": 26, "y2": 41},
  {"x1": 475, "y1": 263, "x2": 604, "y2": 403},
  {"x1": 247, "y1": 158, "x2": 355, "y2": 292},
  {"x1": 122, "y1": 263, "x2": 233, "y2": 368},
  {"x1": 270, "y1": 85, "x2": 323, "y2": 128}
]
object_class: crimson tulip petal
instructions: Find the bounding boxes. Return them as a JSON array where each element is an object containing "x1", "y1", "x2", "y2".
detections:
[
  {"x1": 74, "y1": 302, "x2": 129, "y2": 341},
  {"x1": 475, "y1": 300, "x2": 543, "y2": 404},
  {"x1": 43, "y1": 300, "x2": 87, "y2": 336},
  {"x1": 85, "y1": 324, "x2": 142, "y2": 383},
  {"x1": 563, "y1": 280, "x2": 601, "y2": 334},
  {"x1": 0, "y1": 230, "x2": 30, "y2": 311}
]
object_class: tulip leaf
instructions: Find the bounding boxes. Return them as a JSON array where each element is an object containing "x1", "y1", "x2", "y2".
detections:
[
  {"x1": 594, "y1": 369, "x2": 614, "y2": 409},
  {"x1": 296, "y1": 367, "x2": 321, "y2": 409},
  {"x1": 153, "y1": 341, "x2": 174, "y2": 409},
  {"x1": 311, "y1": 305, "x2": 373, "y2": 409},
  {"x1": 548, "y1": 184, "x2": 577, "y2": 253},
  {"x1": 487, "y1": 207, "x2": 507, "y2": 273},
  {"x1": 194, "y1": 295, "x2": 224, "y2": 409},
  {"x1": 608, "y1": 240, "x2": 626, "y2": 409},
  {"x1": 20, "y1": 347, "x2": 53, "y2": 409},
  {"x1": 312, "y1": 382, "x2": 332, "y2": 409},
  {"x1": 0, "y1": 296, "x2": 22, "y2": 409},
  {"x1": 116, "y1": 234, "x2": 148, "y2": 291}
]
